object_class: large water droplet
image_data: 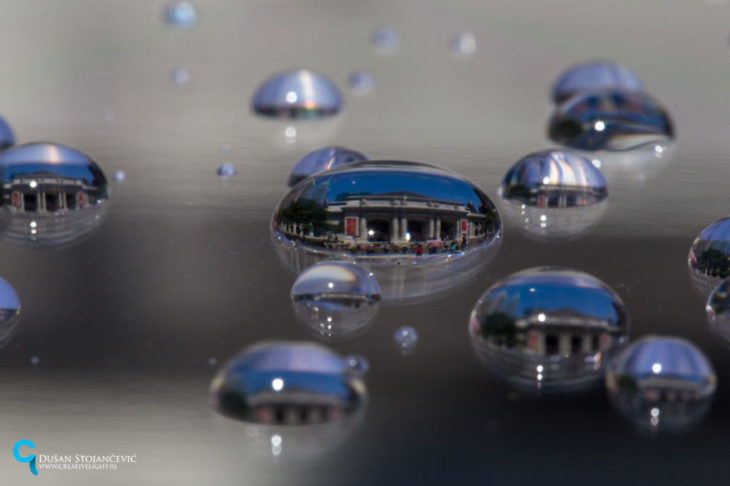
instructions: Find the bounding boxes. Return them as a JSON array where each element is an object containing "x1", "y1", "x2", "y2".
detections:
[
  {"x1": 606, "y1": 336, "x2": 716, "y2": 434},
  {"x1": 0, "y1": 116, "x2": 15, "y2": 151},
  {"x1": 0, "y1": 277, "x2": 20, "y2": 348},
  {"x1": 499, "y1": 150, "x2": 608, "y2": 239},
  {"x1": 288, "y1": 146, "x2": 368, "y2": 187},
  {"x1": 0, "y1": 143, "x2": 109, "y2": 246},
  {"x1": 164, "y1": 1, "x2": 197, "y2": 28},
  {"x1": 291, "y1": 262, "x2": 381, "y2": 339},
  {"x1": 210, "y1": 341, "x2": 367, "y2": 424},
  {"x1": 272, "y1": 160, "x2": 502, "y2": 300},
  {"x1": 688, "y1": 217, "x2": 730, "y2": 298},
  {"x1": 551, "y1": 61, "x2": 644, "y2": 104},
  {"x1": 450, "y1": 31, "x2": 477, "y2": 55},
  {"x1": 372, "y1": 27, "x2": 399, "y2": 51},
  {"x1": 252, "y1": 70, "x2": 343, "y2": 119},
  {"x1": 469, "y1": 267, "x2": 629, "y2": 392},
  {"x1": 548, "y1": 90, "x2": 674, "y2": 151}
]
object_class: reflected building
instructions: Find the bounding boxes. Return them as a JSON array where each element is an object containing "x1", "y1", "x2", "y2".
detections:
[{"x1": 688, "y1": 217, "x2": 730, "y2": 298}]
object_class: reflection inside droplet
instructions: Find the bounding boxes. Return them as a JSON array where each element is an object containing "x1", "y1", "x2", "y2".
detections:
[
  {"x1": 252, "y1": 70, "x2": 343, "y2": 119},
  {"x1": 288, "y1": 146, "x2": 368, "y2": 187},
  {"x1": 706, "y1": 278, "x2": 730, "y2": 343},
  {"x1": 551, "y1": 61, "x2": 644, "y2": 104},
  {"x1": 344, "y1": 354, "x2": 370, "y2": 376},
  {"x1": 688, "y1": 217, "x2": 730, "y2": 298},
  {"x1": 0, "y1": 277, "x2": 20, "y2": 348}
]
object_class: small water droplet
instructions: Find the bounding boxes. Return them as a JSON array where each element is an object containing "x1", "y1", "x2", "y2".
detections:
[
  {"x1": 170, "y1": 67, "x2": 191, "y2": 86},
  {"x1": 393, "y1": 326, "x2": 418, "y2": 349},
  {"x1": 348, "y1": 71, "x2": 375, "y2": 93},
  {"x1": 469, "y1": 267, "x2": 628, "y2": 392},
  {"x1": 113, "y1": 170, "x2": 127, "y2": 182},
  {"x1": 252, "y1": 70, "x2": 343, "y2": 119},
  {"x1": 210, "y1": 341, "x2": 366, "y2": 424},
  {"x1": 164, "y1": 1, "x2": 197, "y2": 28},
  {"x1": 217, "y1": 163, "x2": 237, "y2": 177},
  {"x1": 549, "y1": 90, "x2": 674, "y2": 151},
  {"x1": 551, "y1": 61, "x2": 644, "y2": 104},
  {"x1": 372, "y1": 27, "x2": 399, "y2": 51},
  {"x1": 0, "y1": 116, "x2": 15, "y2": 151},
  {"x1": 344, "y1": 354, "x2": 370, "y2": 375},
  {"x1": 450, "y1": 31, "x2": 477, "y2": 55},
  {"x1": 221, "y1": 145, "x2": 231, "y2": 155},
  {"x1": 30, "y1": 355, "x2": 40, "y2": 365},
  {"x1": 288, "y1": 146, "x2": 368, "y2": 186},
  {"x1": 606, "y1": 336, "x2": 715, "y2": 433},
  {"x1": 208, "y1": 357, "x2": 218, "y2": 366}
]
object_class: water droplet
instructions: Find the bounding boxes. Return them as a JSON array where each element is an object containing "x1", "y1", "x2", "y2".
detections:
[
  {"x1": 272, "y1": 161, "x2": 502, "y2": 300},
  {"x1": 372, "y1": 27, "x2": 399, "y2": 51},
  {"x1": 208, "y1": 357, "x2": 218, "y2": 366},
  {"x1": 113, "y1": 170, "x2": 127, "y2": 182},
  {"x1": 551, "y1": 61, "x2": 644, "y2": 104},
  {"x1": 169, "y1": 67, "x2": 191, "y2": 86},
  {"x1": 216, "y1": 163, "x2": 237, "y2": 177},
  {"x1": 606, "y1": 336, "x2": 715, "y2": 433},
  {"x1": 469, "y1": 267, "x2": 629, "y2": 392},
  {"x1": 0, "y1": 143, "x2": 110, "y2": 246},
  {"x1": 210, "y1": 341, "x2": 366, "y2": 424},
  {"x1": 30, "y1": 355, "x2": 40, "y2": 365},
  {"x1": 0, "y1": 116, "x2": 15, "y2": 151},
  {"x1": 164, "y1": 1, "x2": 197, "y2": 28},
  {"x1": 394, "y1": 326, "x2": 418, "y2": 350},
  {"x1": 344, "y1": 354, "x2": 370, "y2": 375},
  {"x1": 221, "y1": 145, "x2": 231, "y2": 155},
  {"x1": 706, "y1": 278, "x2": 730, "y2": 343},
  {"x1": 348, "y1": 71, "x2": 375, "y2": 93},
  {"x1": 450, "y1": 31, "x2": 477, "y2": 55},
  {"x1": 288, "y1": 146, "x2": 368, "y2": 187},
  {"x1": 688, "y1": 217, "x2": 730, "y2": 297},
  {"x1": 291, "y1": 262, "x2": 380, "y2": 339},
  {"x1": 252, "y1": 70, "x2": 343, "y2": 119},
  {"x1": 0, "y1": 278, "x2": 20, "y2": 348},
  {"x1": 548, "y1": 90, "x2": 674, "y2": 151}
]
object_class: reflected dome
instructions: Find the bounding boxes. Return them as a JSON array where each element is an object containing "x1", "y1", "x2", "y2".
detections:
[
  {"x1": 0, "y1": 116, "x2": 15, "y2": 151},
  {"x1": 0, "y1": 142, "x2": 109, "y2": 246},
  {"x1": 551, "y1": 61, "x2": 644, "y2": 104},
  {"x1": 252, "y1": 70, "x2": 343, "y2": 119},
  {"x1": 706, "y1": 278, "x2": 730, "y2": 344},
  {"x1": 469, "y1": 267, "x2": 629, "y2": 392},
  {"x1": 291, "y1": 261, "x2": 381, "y2": 339},
  {"x1": 548, "y1": 90, "x2": 674, "y2": 151},
  {"x1": 272, "y1": 160, "x2": 502, "y2": 300},
  {"x1": 0, "y1": 277, "x2": 20, "y2": 348},
  {"x1": 289, "y1": 146, "x2": 368, "y2": 187},
  {"x1": 606, "y1": 336, "x2": 716, "y2": 433},
  {"x1": 210, "y1": 341, "x2": 366, "y2": 424},
  {"x1": 688, "y1": 217, "x2": 730, "y2": 298}
]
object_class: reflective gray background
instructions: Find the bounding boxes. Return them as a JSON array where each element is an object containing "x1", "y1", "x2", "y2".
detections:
[{"x1": 0, "y1": 0, "x2": 729, "y2": 484}]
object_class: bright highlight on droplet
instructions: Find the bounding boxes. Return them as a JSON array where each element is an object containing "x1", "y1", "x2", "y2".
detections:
[
  {"x1": 272, "y1": 377, "x2": 284, "y2": 391},
  {"x1": 594, "y1": 120, "x2": 606, "y2": 132},
  {"x1": 652, "y1": 363, "x2": 662, "y2": 374}
]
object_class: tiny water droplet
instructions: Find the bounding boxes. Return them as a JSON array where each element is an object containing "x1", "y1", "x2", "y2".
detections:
[
  {"x1": 208, "y1": 357, "x2": 218, "y2": 366},
  {"x1": 30, "y1": 355, "x2": 40, "y2": 365},
  {"x1": 450, "y1": 31, "x2": 477, "y2": 55},
  {"x1": 217, "y1": 163, "x2": 237, "y2": 177},
  {"x1": 113, "y1": 170, "x2": 127, "y2": 182},
  {"x1": 288, "y1": 146, "x2": 368, "y2": 186},
  {"x1": 164, "y1": 1, "x2": 197, "y2": 28},
  {"x1": 252, "y1": 70, "x2": 343, "y2": 119},
  {"x1": 170, "y1": 67, "x2": 191, "y2": 86},
  {"x1": 393, "y1": 326, "x2": 418, "y2": 349},
  {"x1": 551, "y1": 61, "x2": 644, "y2": 104},
  {"x1": 348, "y1": 71, "x2": 375, "y2": 93},
  {"x1": 344, "y1": 354, "x2": 370, "y2": 375},
  {"x1": 221, "y1": 145, "x2": 231, "y2": 155},
  {"x1": 372, "y1": 27, "x2": 399, "y2": 51}
]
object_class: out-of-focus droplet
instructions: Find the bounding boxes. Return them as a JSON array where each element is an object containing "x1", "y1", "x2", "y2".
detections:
[
  {"x1": 450, "y1": 31, "x2": 477, "y2": 55},
  {"x1": 0, "y1": 278, "x2": 20, "y2": 348},
  {"x1": 210, "y1": 341, "x2": 367, "y2": 424},
  {"x1": 0, "y1": 142, "x2": 110, "y2": 246},
  {"x1": 30, "y1": 355, "x2": 40, "y2": 365},
  {"x1": 344, "y1": 354, "x2": 370, "y2": 376},
  {"x1": 208, "y1": 357, "x2": 218, "y2": 366},
  {"x1": 469, "y1": 267, "x2": 629, "y2": 393},
  {"x1": 706, "y1": 278, "x2": 730, "y2": 343},
  {"x1": 688, "y1": 217, "x2": 730, "y2": 298},
  {"x1": 372, "y1": 27, "x2": 399, "y2": 51},
  {"x1": 252, "y1": 70, "x2": 343, "y2": 119},
  {"x1": 499, "y1": 150, "x2": 608, "y2": 239},
  {"x1": 170, "y1": 67, "x2": 191, "y2": 86},
  {"x1": 394, "y1": 326, "x2": 418, "y2": 350},
  {"x1": 606, "y1": 336, "x2": 716, "y2": 434},
  {"x1": 217, "y1": 163, "x2": 237, "y2": 177},
  {"x1": 221, "y1": 145, "x2": 231, "y2": 155},
  {"x1": 164, "y1": 1, "x2": 197, "y2": 28},
  {"x1": 288, "y1": 146, "x2": 368, "y2": 187},
  {"x1": 272, "y1": 160, "x2": 502, "y2": 300},
  {"x1": 113, "y1": 171, "x2": 127, "y2": 182},
  {"x1": 548, "y1": 90, "x2": 674, "y2": 151},
  {"x1": 551, "y1": 61, "x2": 644, "y2": 104},
  {"x1": 291, "y1": 262, "x2": 380, "y2": 339},
  {"x1": 348, "y1": 71, "x2": 375, "y2": 93},
  {"x1": 0, "y1": 116, "x2": 16, "y2": 151}
]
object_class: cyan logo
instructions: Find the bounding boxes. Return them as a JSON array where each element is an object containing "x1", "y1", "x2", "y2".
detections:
[{"x1": 13, "y1": 440, "x2": 38, "y2": 475}]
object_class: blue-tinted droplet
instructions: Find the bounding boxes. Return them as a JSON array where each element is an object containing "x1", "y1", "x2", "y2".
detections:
[
  {"x1": 288, "y1": 146, "x2": 368, "y2": 187},
  {"x1": 164, "y1": 1, "x2": 197, "y2": 28},
  {"x1": 344, "y1": 354, "x2": 370, "y2": 376},
  {"x1": 113, "y1": 170, "x2": 127, "y2": 182},
  {"x1": 348, "y1": 71, "x2": 375, "y2": 93},
  {"x1": 469, "y1": 267, "x2": 629, "y2": 392},
  {"x1": 169, "y1": 67, "x2": 191, "y2": 86},
  {"x1": 706, "y1": 278, "x2": 730, "y2": 343},
  {"x1": 210, "y1": 341, "x2": 367, "y2": 424},
  {"x1": 0, "y1": 142, "x2": 110, "y2": 246},
  {"x1": 606, "y1": 336, "x2": 716, "y2": 433},
  {"x1": 0, "y1": 116, "x2": 16, "y2": 151},
  {"x1": 252, "y1": 69, "x2": 343, "y2": 119},
  {"x1": 450, "y1": 31, "x2": 477, "y2": 55},
  {"x1": 548, "y1": 90, "x2": 674, "y2": 151},
  {"x1": 394, "y1": 326, "x2": 418, "y2": 349},
  {"x1": 552, "y1": 61, "x2": 644, "y2": 104},
  {"x1": 372, "y1": 27, "x2": 399, "y2": 51},
  {"x1": 217, "y1": 163, "x2": 237, "y2": 177},
  {"x1": 0, "y1": 278, "x2": 20, "y2": 347},
  {"x1": 291, "y1": 262, "x2": 380, "y2": 339},
  {"x1": 30, "y1": 355, "x2": 39, "y2": 365},
  {"x1": 688, "y1": 217, "x2": 730, "y2": 297}
]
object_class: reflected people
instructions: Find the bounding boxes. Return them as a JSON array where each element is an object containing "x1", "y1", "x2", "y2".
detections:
[
  {"x1": 688, "y1": 216, "x2": 730, "y2": 298},
  {"x1": 0, "y1": 142, "x2": 110, "y2": 246},
  {"x1": 468, "y1": 267, "x2": 629, "y2": 393},
  {"x1": 606, "y1": 336, "x2": 716, "y2": 434},
  {"x1": 272, "y1": 160, "x2": 502, "y2": 301}
]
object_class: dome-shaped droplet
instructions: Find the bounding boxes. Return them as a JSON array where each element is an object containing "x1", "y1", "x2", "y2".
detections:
[
  {"x1": 551, "y1": 61, "x2": 644, "y2": 104},
  {"x1": 688, "y1": 217, "x2": 730, "y2": 297},
  {"x1": 252, "y1": 70, "x2": 343, "y2": 119},
  {"x1": 548, "y1": 90, "x2": 674, "y2": 151},
  {"x1": 272, "y1": 160, "x2": 502, "y2": 300},
  {"x1": 210, "y1": 341, "x2": 367, "y2": 424},
  {"x1": 163, "y1": 1, "x2": 197, "y2": 28},
  {"x1": 288, "y1": 146, "x2": 368, "y2": 187},
  {"x1": 0, "y1": 142, "x2": 110, "y2": 246},
  {"x1": 348, "y1": 71, "x2": 375, "y2": 93},
  {"x1": 393, "y1": 326, "x2": 418, "y2": 350},
  {"x1": 469, "y1": 267, "x2": 629, "y2": 392},
  {"x1": 291, "y1": 262, "x2": 381, "y2": 339},
  {"x1": 372, "y1": 27, "x2": 399, "y2": 51},
  {"x1": 217, "y1": 163, "x2": 237, "y2": 177},
  {"x1": 0, "y1": 116, "x2": 15, "y2": 151},
  {"x1": 344, "y1": 354, "x2": 370, "y2": 376},
  {"x1": 606, "y1": 336, "x2": 716, "y2": 433},
  {"x1": 0, "y1": 277, "x2": 20, "y2": 348},
  {"x1": 706, "y1": 278, "x2": 730, "y2": 343},
  {"x1": 450, "y1": 31, "x2": 477, "y2": 55}
]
